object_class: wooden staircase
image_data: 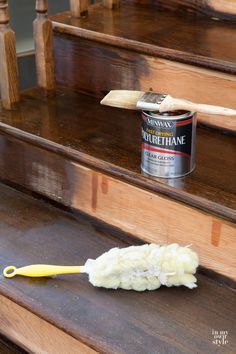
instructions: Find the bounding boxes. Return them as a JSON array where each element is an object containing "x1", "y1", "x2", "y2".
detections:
[
  {"x1": 0, "y1": 183, "x2": 236, "y2": 353},
  {"x1": 0, "y1": 0, "x2": 235, "y2": 352},
  {"x1": 52, "y1": 0, "x2": 236, "y2": 131}
]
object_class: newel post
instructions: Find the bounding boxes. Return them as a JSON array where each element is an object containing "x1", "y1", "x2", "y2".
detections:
[
  {"x1": 69, "y1": 0, "x2": 88, "y2": 18},
  {"x1": 34, "y1": 0, "x2": 55, "y2": 91},
  {"x1": 103, "y1": 0, "x2": 120, "y2": 9},
  {"x1": 0, "y1": 0, "x2": 20, "y2": 109}
]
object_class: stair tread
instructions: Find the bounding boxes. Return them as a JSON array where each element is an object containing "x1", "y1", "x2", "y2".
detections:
[
  {"x1": 51, "y1": 1, "x2": 236, "y2": 73},
  {"x1": 0, "y1": 87, "x2": 235, "y2": 222},
  {"x1": 0, "y1": 183, "x2": 235, "y2": 353}
]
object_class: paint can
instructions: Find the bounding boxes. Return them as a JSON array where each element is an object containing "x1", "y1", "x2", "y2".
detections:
[{"x1": 141, "y1": 110, "x2": 196, "y2": 178}]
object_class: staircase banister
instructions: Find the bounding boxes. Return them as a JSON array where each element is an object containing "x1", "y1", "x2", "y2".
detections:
[
  {"x1": 0, "y1": 0, "x2": 20, "y2": 109},
  {"x1": 34, "y1": 0, "x2": 55, "y2": 91}
]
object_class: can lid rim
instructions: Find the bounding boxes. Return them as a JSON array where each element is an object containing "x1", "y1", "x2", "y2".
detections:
[{"x1": 143, "y1": 111, "x2": 195, "y2": 120}]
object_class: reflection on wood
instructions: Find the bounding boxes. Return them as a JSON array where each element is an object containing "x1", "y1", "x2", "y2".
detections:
[
  {"x1": 69, "y1": 0, "x2": 88, "y2": 18},
  {"x1": 103, "y1": 0, "x2": 120, "y2": 9},
  {"x1": 51, "y1": 3, "x2": 236, "y2": 73},
  {"x1": 127, "y1": 0, "x2": 236, "y2": 21},
  {"x1": 0, "y1": 183, "x2": 235, "y2": 353},
  {"x1": 0, "y1": 134, "x2": 235, "y2": 280},
  {"x1": 0, "y1": 87, "x2": 235, "y2": 221},
  {"x1": 53, "y1": 34, "x2": 236, "y2": 131}
]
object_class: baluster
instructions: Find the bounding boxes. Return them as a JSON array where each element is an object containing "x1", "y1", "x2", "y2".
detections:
[
  {"x1": 0, "y1": 0, "x2": 19, "y2": 109},
  {"x1": 34, "y1": 0, "x2": 55, "y2": 91},
  {"x1": 103, "y1": 0, "x2": 120, "y2": 9},
  {"x1": 69, "y1": 0, "x2": 88, "y2": 18}
]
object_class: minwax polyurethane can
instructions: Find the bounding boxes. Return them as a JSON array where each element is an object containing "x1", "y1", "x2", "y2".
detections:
[{"x1": 141, "y1": 110, "x2": 196, "y2": 178}]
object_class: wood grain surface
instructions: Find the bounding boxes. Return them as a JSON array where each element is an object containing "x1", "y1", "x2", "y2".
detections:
[
  {"x1": 0, "y1": 183, "x2": 235, "y2": 353},
  {"x1": 51, "y1": 2, "x2": 236, "y2": 74},
  {"x1": 0, "y1": 296, "x2": 96, "y2": 354},
  {"x1": 0, "y1": 101, "x2": 235, "y2": 280},
  {"x1": 0, "y1": 0, "x2": 20, "y2": 109},
  {"x1": 127, "y1": 0, "x2": 236, "y2": 21},
  {"x1": 1, "y1": 136, "x2": 235, "y2": 280},
  {"x1": 54, "y1": 34, "x2": 236, "y2": 131},
  {"x1": 0, "y1": 87, "x2": 235, "y2": 222}
]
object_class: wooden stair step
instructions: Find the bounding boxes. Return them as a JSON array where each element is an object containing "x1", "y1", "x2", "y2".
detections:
[
  {"x1": 51, "y1": 1, "x2": 236, "y2": 74},
  {"x1": 0, "y1": 87, "x2": 235, "y2": 281},
  {"x1": 0, "y1": 183, "x2": 235, "y2": 354},
  {"x1": 126, "y1": 0, "x2": 236, "y2": 22},
  {"x1": 0, "y1": 87, "x2": 235, "y2": 221},
  {"x1": 50, "y1": 2, "x2": 236, "y2": 132}
]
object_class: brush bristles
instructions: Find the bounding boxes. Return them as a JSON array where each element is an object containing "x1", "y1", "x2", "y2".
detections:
[
  {"x1": 84, "y1": 243, "x2": 199, "y2": 291},
  {"x1": 100, "y1": 90, "x2": 145, "y2": 110}
]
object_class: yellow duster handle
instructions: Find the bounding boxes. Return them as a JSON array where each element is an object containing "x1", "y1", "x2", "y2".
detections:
[{"x1": 3, "y1": 264, "x2": 84, "y2": 278}]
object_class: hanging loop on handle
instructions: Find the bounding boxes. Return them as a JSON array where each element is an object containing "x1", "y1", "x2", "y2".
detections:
[
  {"x1": 3, "y1": 266, "x2": 17, "y2": 278},
  {"x1": 3, "y1": 264, "x2": 85, "y2": 278}
]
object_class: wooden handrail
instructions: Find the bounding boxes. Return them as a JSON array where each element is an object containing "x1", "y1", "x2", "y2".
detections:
[
  {"x1": 33, "y1": 0, "x2": 120, "y2": 91},
  {"x1": 34, "y1": 0, "x2": 55, "y2": 91},
  {"x1": 0, "y1": 0, "x2": 19, "y2": 109}
]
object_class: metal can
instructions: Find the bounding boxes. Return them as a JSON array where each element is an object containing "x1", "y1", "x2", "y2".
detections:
[{"x1": 141, "y1": 110, "x2": 196, "y2": 178}]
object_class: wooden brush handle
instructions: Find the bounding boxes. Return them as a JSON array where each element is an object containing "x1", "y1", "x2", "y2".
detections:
[{"x1": 160, "y1": 96, "x2": 236, "y2": 116}]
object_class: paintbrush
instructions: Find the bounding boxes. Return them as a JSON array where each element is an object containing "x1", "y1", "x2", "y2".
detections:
[
  {"x1": 3, "y1": 243, "x2": 198, "y2": 291},
  {"x1": 101, "y1": 90, "x2": 236, "y2": 115}
]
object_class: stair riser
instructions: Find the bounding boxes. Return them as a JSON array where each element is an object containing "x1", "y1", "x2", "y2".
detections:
[
  {"x1": 54, "y1": 34, "x2": 236, "y2": 132},
  {"x1": 1, "y1": 133, "x2": 235, "y2": 281},
  {"x1": 0, "y1": 296, "x2": 96, "y2": 354}
]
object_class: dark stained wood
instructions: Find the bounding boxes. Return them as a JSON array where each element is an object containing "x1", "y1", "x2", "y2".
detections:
[
  {"x1": 33, "y1": 0, "x2": 55, "y2": 91},
  {"x1": 52, "y1": 33, "x2": 236, "y2": 132},
  {"x1": 0, "y1": 183, "x2": 235, "y2": 353},
  {"x1": 0, "y1": 0, "x2": 20, "y2": 109},
  {"x1": 69, "y1": 0, "x2": 88, "y2": 18},
  {"x1": 0, "y1": 335, "x2": 28, "y2": 354},
  {"x1": 51, "y1": 2, "x2": 236, "y2": 74},
  {"x1": 0, "y1": 87, "x2": 235, "y2": 223},
  {"x1": 127, "y1": 0, "x2": 236, "y2": 22},
  {"x1": 0, "y1": 133, "x2": 235, "y2": 280}
]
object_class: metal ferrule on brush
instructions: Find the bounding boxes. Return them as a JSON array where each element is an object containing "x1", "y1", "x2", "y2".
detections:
[{"x1": 136, "y1": 92, "x2": 167, "y2": 111}]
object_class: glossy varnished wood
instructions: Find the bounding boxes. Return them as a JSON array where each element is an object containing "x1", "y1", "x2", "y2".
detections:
[
  {"x1": 128, "y1": 0, "x2": 236, "y2": 22},
  {"x1": 69, "y1": 0, "x2": 88, "y2": 18},
  {"x1": 0, "y1": 88, "x2": 236, "y2": 280},
  {"x1": 103, "y1": 0, "x2": 120, "y2": 10},
  {"x1": 0, "y1": 183, "x2": 235, "y2": 353},
  {"x1": 0, "y1": 134, "x2": 235, "y2": 279},
  {"x1": 51, "y1": 2, "x2": 236, "y2": 74},
  {"x1": 0, "y1": 87, "x2": 235, "y2": 222},
  {"x1": 53, "y1": 33, "x2": 236, "y2": 131}
]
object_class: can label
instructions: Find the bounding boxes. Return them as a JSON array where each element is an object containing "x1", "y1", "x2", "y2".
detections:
[{"x1": 141, "y1": 111, "x2": 196, "y2": 178}]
